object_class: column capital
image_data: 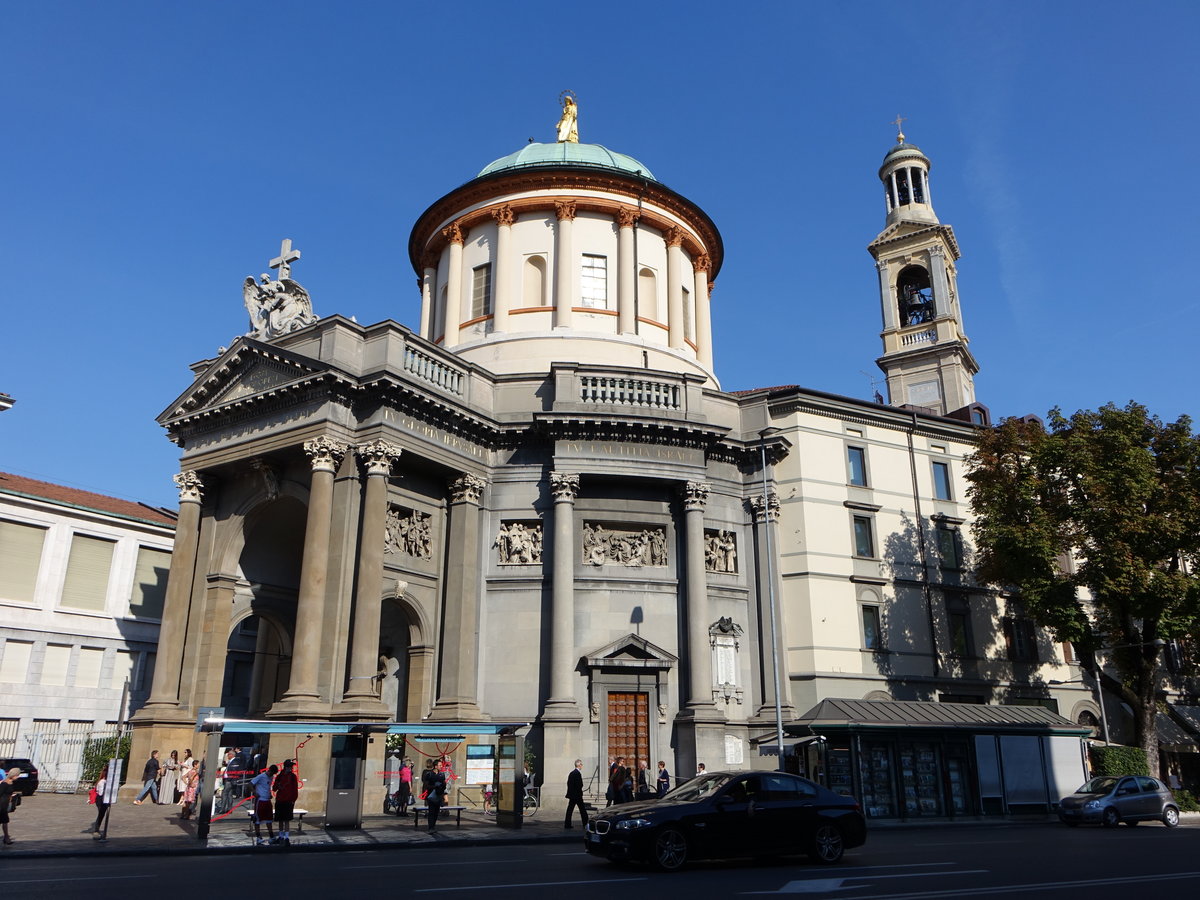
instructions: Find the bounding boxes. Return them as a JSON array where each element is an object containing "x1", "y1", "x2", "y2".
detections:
[
  {"x1": 442, "y1": 222, "x2": 466, "y2": 245},
  {"x1": 615, "y1": 206, "x2": 639, "y2": 228},
  {"x1": 708, "y1": 280, "x2": 716, "y2": 297},
  {"x1": 750, "y1": 491, "x2": 781, "y2": 523},
  {"x1": 304, "y1": 436, "x2": 348, "y2": 473},
  {"x1": 420, "y1": 251, "x2": 440, "y2": 271},
  {"x1": 449, "y1": 473, "x2": 487, "y2": 504},
  {"x1": 665, "y1": 226, "x2": 686, "y2": 248},
  {"x1": 929, "y1": 244, "x2": 945, "y2": 258},
  {"x1": 173, "y1": 470, "x2": 204, "y2": 504},
  {"x1": 490, "y1": 205, "x2": 515, "y2": 227},
  {"x1": 554, "y1": 200, "x2": 578, "y2": 222},
  {"x1": 693, "y1": 253, "x2": 712, "y2": 273},
  {"x1": 683, "y1": 481, "x2": 711, "y2": 511},
  {"x1": 550, "y1": 471, "x2": 580, "y2": 502},
  {"x1": 356, "y1": 439, "x2": 402, "y2": 477}
]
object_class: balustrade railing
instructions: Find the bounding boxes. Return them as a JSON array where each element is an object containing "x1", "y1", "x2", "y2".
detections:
[
  {"x1": 403, "y1": 345, "x2": 465, "y2": 396},
  {"x1": 578, "y1": 375, "x2": 681, "y2": 410}
]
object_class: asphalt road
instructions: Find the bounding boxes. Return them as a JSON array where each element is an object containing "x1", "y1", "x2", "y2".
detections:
[{"x1": 1, "y1": 821, "x2": 1196, "y2": 898}]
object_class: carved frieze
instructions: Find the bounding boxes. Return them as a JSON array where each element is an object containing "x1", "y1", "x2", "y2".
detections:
[
  {"x1": 495, "y1": 521, "x2": 543, "y2": 565},
  {"x1": 704, "y1": 528, "x2": 738, "y2": 574},
  {"x1": 581, "y1": 522, "x2": 668, "y2": 568},
  {"x1": 384, "y1": 505, "x2": 433, "y2": 560}
]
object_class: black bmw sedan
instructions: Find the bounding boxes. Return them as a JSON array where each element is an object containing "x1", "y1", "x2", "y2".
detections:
[{"x1": 584, "y1": 770, "x2": 866, "y2": 870}]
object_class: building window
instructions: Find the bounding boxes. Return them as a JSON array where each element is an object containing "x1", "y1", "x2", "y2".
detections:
[
  {"x1": 41, "y1": 644, "x2": 71, "y2": 686},
  {"x1": 0, "y1": 640, "x2": 33, "y2": 683},
  {"x1": 936, "y1": 527, "x2": 961, "y2": 569},
  {"x1": 471, "y1": 263, "x2": 492, "y2": 318},
  {"x1": 852, "y1": 515, "x2": 875, "y2": 558},
  {"x1": 1004, "y1": 616, "x2": 1038, "y2": 662},
  {"x1": 862, "y1": 606, "x2": 882, "y2": 650},
  {"x1": 682, "y1": 285, "x2": 692, "y2": 340},
  {"x1": 60, "y1": 534, "x2": 116, "y2": 612},
  {"x1": 110, "y1": 650, "x2": 135, "y2": 691},
  {"x1": 129, "y1": 546, "x2": 171, "y2": 619},
  {"x1": 0, "y1": 519, "x2": 47, "y2": 604},
  {"x1": 946, "y1": 597, "x2": 974, "y2": 657},
  {"x1": 932, "y1": 461, "x2": 952, "y2": 500},
  {"x1": 847, "y1": 446, "x2": 868, "y2": 486},
  {"x1": 75, "y1": 647, "x2": 104, "y2": 688},
  {"x1": 580, "y1": 254, "x2": 608, "y2": 308}
]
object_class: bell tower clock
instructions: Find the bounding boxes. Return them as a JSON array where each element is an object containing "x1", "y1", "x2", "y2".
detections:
[{"x1": 869, "y1": 122, "x2": 980, "y2": 418}]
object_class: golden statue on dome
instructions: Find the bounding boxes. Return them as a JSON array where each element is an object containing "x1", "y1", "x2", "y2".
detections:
[{"x1": 556, "y1": 91, "x2": 579, "y2": 143}]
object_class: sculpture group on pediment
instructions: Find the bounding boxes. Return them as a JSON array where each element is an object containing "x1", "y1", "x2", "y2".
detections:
[
  {"x1": 384, "y1": 505, "x2": 432, "y2": 560},
  {"x1": 496, "y1": 521, "x2": 543, "y2": 565},
  {"x1": 581, "y1": 522, "x2": 668, "y2": 568},
  {"x1": 243, "y1": 274, "x2": 317, "y2": 340},
  {"x1": 704, "y1": 529, "x2": 738, "y2": 574}
]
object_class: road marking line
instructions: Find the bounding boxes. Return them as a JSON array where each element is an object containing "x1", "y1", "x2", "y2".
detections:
[
  {"x1": 343, "y1": 859, "x2": 521, "y2": 870},
  {"x1": 837, "y1": 870, "x2": 1200, "y2": 899},
  {"x1": 0, "y1": 875, "x2": 155, "y2": 885},
  {"x1": 743, "y1": 869, "x2": 989, "y2": 894},
  {"x1": 415, "y1": 877, "x2": 647, "y2": 892}
]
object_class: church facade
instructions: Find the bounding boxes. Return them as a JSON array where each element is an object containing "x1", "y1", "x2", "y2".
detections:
[{"x1": 130, "y1": 118, "x2": 1096, "y2": 814}]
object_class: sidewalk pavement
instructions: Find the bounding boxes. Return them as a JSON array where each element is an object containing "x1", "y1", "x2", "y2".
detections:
[{"x1": 3, "y1": 791, "x2": 1198, "y2": 859}]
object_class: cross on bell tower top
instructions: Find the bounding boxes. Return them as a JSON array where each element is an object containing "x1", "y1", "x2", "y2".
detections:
[
  {"x1": 270, "y1": 238, "x2": 301, "y2": 280},
  {"x1": 890, "y1": 114, "x2": 907, "y2": 143}
]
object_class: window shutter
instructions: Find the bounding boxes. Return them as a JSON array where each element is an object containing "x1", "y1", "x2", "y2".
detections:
[
  {"x1": 0, "y1": 640, "x2": 33, "y2": 683},
  {"x1": 60, "y1": 534, "x2": 115, "y2": 611},
  {"x1": 0, "y1": 519, "x2": 47, "y2": 603},
  {"x1": 76, "y1": 647, "x2": 105, "y2": 688},
  {"x1": 41, "y1": 644, "x2": 72, "y2": 685},
  {"x1": 110, "y1": 650, "x2": 135, "y2": 690}
]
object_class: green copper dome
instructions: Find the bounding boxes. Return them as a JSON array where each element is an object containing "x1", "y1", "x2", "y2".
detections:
[
  {"x1": 478, "y1": 142, "x2": 656, "y2": 181},
  {"x1": 882, "y1": 141, "x2": 928, "y2": 164}
]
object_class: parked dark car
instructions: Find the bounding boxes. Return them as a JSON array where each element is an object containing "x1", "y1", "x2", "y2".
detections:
[
  {"x1": 1058, "y1": 775, "x2": 1180, "y2": 828},
  {"x1": 0, "y1": 758, "x2": 39, "y2": 796},
  {"x1": 584, "y1": 770, "x2": 866, "y2": 870}
]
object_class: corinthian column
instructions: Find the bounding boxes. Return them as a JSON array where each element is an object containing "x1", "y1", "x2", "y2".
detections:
[
  {"x1": 666, "y1": 227, "x2": 685, "y2": 349},
  {"x1": 616, "y1": 207, "x2": 638, "y2": 334},
  {"x1": 683, "y1": 481, "x2": 714, "y2": 709},
  {"x1": 692, "y1": 254, "x2": 713, "y2": 370},
  {"x1": 543, "y1": 472, "x2": 581, "y2": 720},
  {"x1": 341, "y1": 439, "x2": 402, "y2": 713},
  {"x1": 428, "y1": 473, "x2": 488, "y2": 722},
  {"x1": 751, "y1": 490, "x2": 794, "y2": 718},
  {"x1": 442, "y1": 223, "x2": 465, "y2": 348},
  {"x1": 271, "y1": 437, "x2": 346, "y2": 716},
  {"x1": 554, "y1": 201, "x2": 577, "y2": 330},
  {"x1": 491, "y1": 206, "x2": 514, "y2": 333},
  {"x1": 136, "y1": 471, "x2": 204, "y2": 721}
]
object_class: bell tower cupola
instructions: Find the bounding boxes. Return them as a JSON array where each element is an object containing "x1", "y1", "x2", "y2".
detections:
[{"x1": 869, "y1": 121, "x2": 979, "y2": 418}]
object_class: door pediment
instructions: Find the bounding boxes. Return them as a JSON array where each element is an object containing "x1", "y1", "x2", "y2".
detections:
[{"x1": 584, "y1": 633, "x2": 677, "y2": 672}]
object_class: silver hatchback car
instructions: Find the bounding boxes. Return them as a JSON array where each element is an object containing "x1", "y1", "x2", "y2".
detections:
[{"x1": 1058, "y1": 775, "x2": 1181, "y2": 828}]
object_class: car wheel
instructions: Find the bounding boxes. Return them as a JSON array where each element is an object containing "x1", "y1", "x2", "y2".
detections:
[
  {"x1": 652, "y1": 827, "x2": 689, "y2": 872},
  {"x1": 1163, "y1": 807, "x2": 1180, "y2": 828},
  {"x1": 810, "y1": 822, "x2": 845, "y2": 864},
  {"x1": 1101, "y1": 807, "x2": 1120, "y2": 828}
]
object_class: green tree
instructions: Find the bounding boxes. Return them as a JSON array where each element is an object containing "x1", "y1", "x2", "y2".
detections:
[{"x1": 966, "y1": 402, "x2": 1200, "y2": 773}]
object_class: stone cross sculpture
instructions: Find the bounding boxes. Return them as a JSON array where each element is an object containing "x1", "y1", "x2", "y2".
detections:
[{"x1": 243, "y1": 238, "x2": 318, "y2": 340}]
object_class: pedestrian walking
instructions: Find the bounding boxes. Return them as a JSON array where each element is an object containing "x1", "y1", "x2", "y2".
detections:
[
  {"x1": 0, "y1": 766, "x2": 19, "y2": 845},
  {"x1": 609, "y1": 757, "x2": 628, "y2": 805},
  {"x1": 421, "y1": 758, "x2": 446, "y2": 833},
  {"x1": 249, "y1": 764, "x2": 277, "y2": 845},
  {"x1": 133, "y1": 750, "x2": 161, "y2": 804},
  {"x1": 271, "y1": 759, "x2": 300, "y2": 845},
  {"x1": 83, "y1": 772, "x2": 109, "y2": 835},
  {"x1": 398, "y1": 758, "x2": 413, "y2": 815},
  {"x1": 563, "y1": 759, "x2": 588, "y2": 829},
  {"x1": 656, "y1": 760, "x2": 671, "y2": 797}
]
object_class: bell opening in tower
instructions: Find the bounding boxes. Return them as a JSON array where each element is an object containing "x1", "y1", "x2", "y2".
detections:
[{"x1": 896, "y1": 265, "x2": 934, "y2": 326}]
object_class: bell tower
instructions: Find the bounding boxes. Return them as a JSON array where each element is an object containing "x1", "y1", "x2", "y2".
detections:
[{"x1": 869, "y1": 122, "x2": 979, "y2": 417}]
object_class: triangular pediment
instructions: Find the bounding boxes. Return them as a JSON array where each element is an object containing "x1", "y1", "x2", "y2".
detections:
[
  {"x1": 869, "y1": 221, "x2": 960, "y2": 259},
  {"x1": 158, "y1": 338, "x2": 329, "y2": 423},
  {"x1": 584, "y1": 633, "x2": 677, "y2": 671}
]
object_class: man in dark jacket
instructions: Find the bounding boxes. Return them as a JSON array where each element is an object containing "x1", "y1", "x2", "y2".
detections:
[
  {"x1": 564, "y1": 759, "x2": 588, "y2": 829},
  {"x1": 133, "y1": 751, "x2": 160, "y2": 804}
]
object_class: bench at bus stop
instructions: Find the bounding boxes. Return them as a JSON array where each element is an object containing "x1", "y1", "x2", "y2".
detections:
[{"x1": 410, "y1": 805, "x2": 466, "y2": 827}]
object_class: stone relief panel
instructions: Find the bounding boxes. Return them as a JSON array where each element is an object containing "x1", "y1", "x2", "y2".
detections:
[
  {"x1": 495, "y1": 521, "x2": 543, "y2": 565},
  {"x1": 704, "y1": 529, "x2": 738, "y2": 574},
  {"x1": 384, "y1": 505, "x2": 432, "y2": 559},
  {"x1": 581, "y1": 522, "x2": 668, "y2": 568}
]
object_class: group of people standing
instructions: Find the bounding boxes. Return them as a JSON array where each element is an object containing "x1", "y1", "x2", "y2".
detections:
[
  {"x1": 130, "y1": 748, "x2": 200, "y2": 818},
  {"x1": 604, "y1": 757, "x2": 672, "y2": 807}
]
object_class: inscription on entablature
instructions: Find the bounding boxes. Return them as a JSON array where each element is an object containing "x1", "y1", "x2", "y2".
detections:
[
  {"x1": 581, "y1": 522, "x2": 668, "y2": 567},
  {"x1": 383, "y1": 409, "x2": 488, "y2": 459},
  {"x1": 559, "y1": 440, "x2": 701, "y2": 465}
]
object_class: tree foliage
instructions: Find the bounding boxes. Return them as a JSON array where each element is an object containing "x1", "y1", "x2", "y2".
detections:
[{"x1": 966, "y1": 402, "x2": 1200, "y2": 769}]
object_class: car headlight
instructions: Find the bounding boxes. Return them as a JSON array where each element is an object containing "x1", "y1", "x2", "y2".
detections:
[
  {"x1": 616, "y1": 818, "x2": 654, "y2": 831},
  {"x1": 1084, "y1": 800, "x2": 1101, "y2": 810}
]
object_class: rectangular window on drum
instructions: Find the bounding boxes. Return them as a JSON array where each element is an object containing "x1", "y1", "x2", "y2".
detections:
[
  {"x1": 580, "y1": 254, "x2": 608, "y2": 308},
  {"x1": 471, "y1": 264, "x2": 492, "y2": 318}
]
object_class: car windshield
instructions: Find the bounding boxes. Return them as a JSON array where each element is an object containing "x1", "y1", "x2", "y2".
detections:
[
  {"x1": 662, "y1": 773, "x2": 728, "y2": 802},
  {"x1": 1077, "y1": 776, "x2": 1120, "y2": 794}
]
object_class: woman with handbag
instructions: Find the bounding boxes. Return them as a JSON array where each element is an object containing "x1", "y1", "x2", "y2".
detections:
[
  {"x1": 421, "y1": 758, "x2": 446, "y2": 833},
  {"x1": 0, "y1": 767, "x2": 19, "y2": 845}
]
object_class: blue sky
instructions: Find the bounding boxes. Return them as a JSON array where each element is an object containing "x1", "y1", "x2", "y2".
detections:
[{"x1": 2, "y1": 1, "x2": 1196, "y2": 510}]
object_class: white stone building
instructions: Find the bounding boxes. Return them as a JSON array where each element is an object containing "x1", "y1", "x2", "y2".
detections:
[
  {"x1": 0, "y1": 471, "x2": 175, "y2": 789},
  {"x1": 130, "y1": 119, "x2": 1099, "y2": 819}
]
